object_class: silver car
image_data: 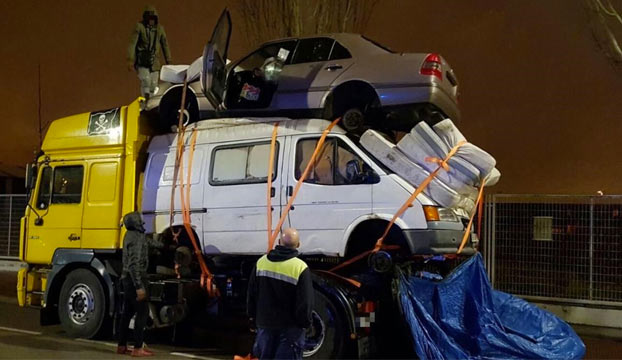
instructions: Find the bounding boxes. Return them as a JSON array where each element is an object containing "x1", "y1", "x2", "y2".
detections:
[{"x1": 149, "y1": 10, "x2": 459, "y2": 132}]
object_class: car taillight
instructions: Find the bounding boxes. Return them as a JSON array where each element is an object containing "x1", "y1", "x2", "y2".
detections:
[{"x1": 420, "y1": 53, "x2": 442, "y2": 80}]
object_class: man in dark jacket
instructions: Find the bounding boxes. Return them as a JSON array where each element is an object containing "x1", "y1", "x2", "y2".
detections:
[
  {"x1": 127, "y1": 5, "x2": 172, "y2": 99},
  {"x1": 116, "y1": 211, "x2": 162, "y2": 357},
  {"x1": 247, "y1": 228, "x2": 314, "y2": 360}
]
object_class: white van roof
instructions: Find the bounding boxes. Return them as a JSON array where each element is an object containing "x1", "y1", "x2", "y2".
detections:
[{"x1": 148, "y1": 118, "x2": 346, "y2": 152}]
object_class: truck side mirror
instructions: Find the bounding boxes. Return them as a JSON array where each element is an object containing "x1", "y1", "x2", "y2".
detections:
[{"x1": 25, "y1": 163, "x2": 36, "y2": 190}]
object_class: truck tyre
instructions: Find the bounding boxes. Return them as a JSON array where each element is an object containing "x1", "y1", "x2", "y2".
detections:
[
  {"x1": 304, "y1": 290, "x2": 347, "y2": 359},
  {"x1": 58, "y1": 269, "x2": 107, "y2": 338}
]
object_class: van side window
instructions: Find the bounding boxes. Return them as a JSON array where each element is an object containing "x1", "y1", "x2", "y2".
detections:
[
  {"x1": 36, "y1": 166, "x2": 53, "y2": 209},
  {"x1": 51, "y1": 166, "x2": 84, "y2": 204},
  {"x1": 295, "y1": 138, "x2": 379, "y2": 185},
  {"x1": 210, "y1": 142, "x2": 279, "y2": 185}
]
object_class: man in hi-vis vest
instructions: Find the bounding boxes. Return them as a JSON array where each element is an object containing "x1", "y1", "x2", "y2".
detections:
[{"x1": 247, "y1": 228, "x2": 313, "y2": 360}]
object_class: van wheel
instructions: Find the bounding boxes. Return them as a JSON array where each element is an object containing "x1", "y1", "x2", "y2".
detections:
[
  {"x1": 58, "y1": 269, "x2": 107, "y2": 338},
  {"x1": 304, "y1": 290, "x2": 347, "y2": 358}
]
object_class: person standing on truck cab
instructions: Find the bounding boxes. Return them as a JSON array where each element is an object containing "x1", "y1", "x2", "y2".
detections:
[
  {"x1": 247, "y1": 228, "x2": 313, "y2": 360},
  {"x1": 116, "y1": 211, "x2": 162, "y2": 357},
  {"x1": 127, "y1": 5, "x2": 172, "y2": 100}
]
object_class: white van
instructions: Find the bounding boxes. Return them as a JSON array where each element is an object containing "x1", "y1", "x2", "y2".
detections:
[{"x1": 142, "y1": 118, "x2": 475, "y2": 258}]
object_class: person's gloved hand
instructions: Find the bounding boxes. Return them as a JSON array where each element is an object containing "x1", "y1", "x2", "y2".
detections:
[
  {"x1": 136, "y1": 288, "x2": 147, "y2": 302},
  {"x1": 248, "y1": 317, "x2": 257, "y2": 333}
]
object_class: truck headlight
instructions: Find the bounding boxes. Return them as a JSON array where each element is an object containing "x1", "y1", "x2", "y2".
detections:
[{"x1": 423, "y1": 206, "x2": 458, "y2": 222}]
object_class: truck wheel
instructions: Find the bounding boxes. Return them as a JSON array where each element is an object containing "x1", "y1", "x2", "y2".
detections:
[
  {"x1": 58, "y1": 269, "x2": 107, "y2": 338},
  {"x1": 304, "y1": 290, "x2": 346, "y2": 359}
]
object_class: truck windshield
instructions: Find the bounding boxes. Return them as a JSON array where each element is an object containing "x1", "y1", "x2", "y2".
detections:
[{"x1": 36, "y1": 167, "x2": 52, "y2": 210}]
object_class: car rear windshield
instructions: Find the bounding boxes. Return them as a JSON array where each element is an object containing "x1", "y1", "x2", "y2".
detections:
[{"x1": 361, "y1": 35, "x2": 395, "y2": 53}]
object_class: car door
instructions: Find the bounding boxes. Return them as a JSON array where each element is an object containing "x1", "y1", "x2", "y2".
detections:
[
  {"x1": 274, "y1": 37, "x2": 354, "y2": 110},
  {"x1": 285, "y1": 134, "x2": 377, "y2": 256},
  {"x1": 202, "y1": 9, "x2": 232, "y2": 109},
  {"x1": 203, "y1": 138, "x2": 284, "y2": 254},
  {"x1": 223, "y1": 40, "x2": 297, "y2": 110},
  {"x1": 25, "y1": 163, "x2": 85, "y2": 264}
]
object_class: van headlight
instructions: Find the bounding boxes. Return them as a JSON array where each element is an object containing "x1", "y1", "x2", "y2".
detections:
[{"x1": 423, "y1": 206, "x2": 459, "y2": 222}]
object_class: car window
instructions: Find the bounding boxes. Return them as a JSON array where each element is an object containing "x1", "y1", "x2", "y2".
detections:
[
  {"x1": 295, "y1": 137, "x2": 378, "y2": 185},
  {"x1": 329, "y1": 41, "x2": 351, "y2": 60},
  {"x1": 211, "y1": 142, "x2": 279, "y2": 185},
  {"x1": 291, "y1": 38, "x2": 335, "y2": 64},
  {"x1": 233, "y1": 41, "x2": 297, "y2": 73},
  {"x1": 51, "y1": 166, "x2": 84, "y2": 205}
]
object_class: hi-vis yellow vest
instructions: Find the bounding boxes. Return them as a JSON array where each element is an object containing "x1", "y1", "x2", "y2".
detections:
[{"x1": 256, "y1": 255, "x2": 308, "y2": 285}]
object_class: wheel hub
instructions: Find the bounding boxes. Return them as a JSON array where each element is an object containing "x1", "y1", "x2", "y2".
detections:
[
  {"x1": 303, "y1": 311, "x2": 326, "y2": 357},
  {"x1": 67, "y1": 283, "x2": 95, "y2": 325}
]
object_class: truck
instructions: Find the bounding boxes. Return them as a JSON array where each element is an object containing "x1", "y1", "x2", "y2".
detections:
[{"x1": 17, "y1": 99, "x2": 477, "y2": 358}]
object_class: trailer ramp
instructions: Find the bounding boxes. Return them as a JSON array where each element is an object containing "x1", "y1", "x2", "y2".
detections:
[{"x1": 398, "y1": 254, "x2": 585, "y2": 359}]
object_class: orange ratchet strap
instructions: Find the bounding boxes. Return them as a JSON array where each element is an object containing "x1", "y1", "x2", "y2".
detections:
[
  {"x1": 457, "y1": 177, "x2": 486, "y2": 254},
  {"x1": 266, "y1": 123, "x2": 279, "y2": 250},
  {"x1": 329, "y1": 140, "x2": 467, "y2": 273},
  {"x1": 169, "y1": 78, "x2": 218, "y2": 297},
  {"x1": 267, "y1": 118, "x2": 341, "y2": 251}
]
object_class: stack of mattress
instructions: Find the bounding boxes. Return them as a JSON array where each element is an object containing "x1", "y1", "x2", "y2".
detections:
[{"x1": 360, "y1": 119, "x2": 500, "y2": 213}]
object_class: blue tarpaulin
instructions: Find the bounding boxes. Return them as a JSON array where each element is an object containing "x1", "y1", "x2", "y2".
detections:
[{"x1": 398, "y1": 254, "x2": 586, "y2": 359}]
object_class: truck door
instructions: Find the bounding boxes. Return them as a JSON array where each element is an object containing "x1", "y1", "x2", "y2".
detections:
[
  {"x1": 285, "y1": 135, "x2": 377, "y2": 256},
  {"x1": 203, "y1": 138, "x2": 284, "y2": 254},
  {"x1": 26, "y1": 163, "x2": 85, "y2": 264}
]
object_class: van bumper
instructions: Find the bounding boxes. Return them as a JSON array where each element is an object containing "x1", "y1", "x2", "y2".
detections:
[{"x1": 402, "y1": 229, "x2": 477, "y2": 255}]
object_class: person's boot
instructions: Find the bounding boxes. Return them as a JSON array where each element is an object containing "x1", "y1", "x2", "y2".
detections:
[
  {"x1": 116, "y1": 345, "x2": 131, "y2": 355},
  {"x1": 131, "y1": 347, "x2": 154, "y2": 357}
]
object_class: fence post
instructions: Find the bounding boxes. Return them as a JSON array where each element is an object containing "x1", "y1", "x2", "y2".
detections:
[
  {"x1": 7, "y1": 196, "x2": 12, "y2": 257},
  {"x1": 491, "y1": 195, "x2": 497, "y2": 286},
  {"x1": 589, "y1": 197, "x2": 594, "y2": 301}
]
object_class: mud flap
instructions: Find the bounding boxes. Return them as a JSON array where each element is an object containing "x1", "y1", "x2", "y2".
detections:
[{"x1": 397, "y1": 254, "x2": 586, "y2": 359}]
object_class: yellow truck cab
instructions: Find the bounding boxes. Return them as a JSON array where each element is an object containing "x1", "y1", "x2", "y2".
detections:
[{"x1": 18, "y1": 99, "x2": 151, "y2": 336}]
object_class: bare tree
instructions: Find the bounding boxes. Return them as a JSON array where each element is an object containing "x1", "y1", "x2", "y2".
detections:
[
  {"x1": 234, "y1": 0, "x2": 378, "y2": 48},
  {"x1": 585, "y1": 0, "x2": 622, "y2": 66}
]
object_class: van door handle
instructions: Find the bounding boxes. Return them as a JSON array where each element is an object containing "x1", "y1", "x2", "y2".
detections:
[
  {"x1": 68, "y1": 233, "x2": 80, "y2": 241},
  {"x1": 271, "y1": 187, "x2": 275, "y2": 198},
  {"x1": 287, "y1": 186, "x2": 293, "y2": 197},
  {"x1": 325, "y1": 64, "x2": 342, "y2": 71}
]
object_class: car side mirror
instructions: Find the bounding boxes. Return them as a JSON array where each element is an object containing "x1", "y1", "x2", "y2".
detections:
[{"x1": 362, "y1": 163, "x2": 380, "y2": 184}]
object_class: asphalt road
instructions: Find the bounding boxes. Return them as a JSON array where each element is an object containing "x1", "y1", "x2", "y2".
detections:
[
  {"x1": 3, "y1": 269, "x2": 622, "y2": 359},
  {"x1": 0, "y1": 297, "x2": 232, "y2": 359}
]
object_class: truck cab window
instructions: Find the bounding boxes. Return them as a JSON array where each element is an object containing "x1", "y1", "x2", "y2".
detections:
[
  {"x1": 51, "y1": 166, "x2": 84, "y2": 204},
  {"x1": 210, "y1": 142, "x2": 279, "y2": 185},
  {"x1": 36, "y1": 166, "x2": 52, "y2": 210},
  {"x1": 295, "y1": 138, "x2": 379, "y2": 185}
]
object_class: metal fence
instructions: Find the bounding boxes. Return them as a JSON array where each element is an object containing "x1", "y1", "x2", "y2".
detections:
[
  {"x1": 0, "y1": 194, "x2": 26, "y2": 259},
  {"x1": 483, "y1": 194, "x2": 622, "y2": 307}
]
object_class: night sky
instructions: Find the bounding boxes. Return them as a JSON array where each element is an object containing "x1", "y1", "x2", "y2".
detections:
[{"x1": 1, "y1": 0, "x2": 621, "y2": 194}]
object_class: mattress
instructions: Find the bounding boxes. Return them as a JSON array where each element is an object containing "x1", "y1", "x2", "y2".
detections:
[
  {"x1": 433, "y1": 119, "x2": 497, "y2": 179},
  {"x1": 397, "y1": 122, "x2": 481, "y2": 187},
  {"x1": 361, "y1": 130, "x2": 476, "y2": 213}
]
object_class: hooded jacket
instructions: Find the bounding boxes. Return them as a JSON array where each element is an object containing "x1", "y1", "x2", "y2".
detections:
[
  {"x1": 127, "y1": 5, "x2": 172, "y2": 71},
  {"x1": 247, "y1": 245, "x2": 314, "y2": 329},
  {"x1": 121, "y1": 211, "x2": 162, "y2": 290}
]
